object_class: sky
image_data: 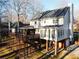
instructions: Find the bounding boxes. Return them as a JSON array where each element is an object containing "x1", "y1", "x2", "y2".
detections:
[{"x1": 41, "y1": 0, "x2": 79, "y2": 19}]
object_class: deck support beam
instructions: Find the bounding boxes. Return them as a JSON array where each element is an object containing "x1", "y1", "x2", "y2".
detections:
[
  {"x1": 55, "y1": 41, "x2": 57, "y2": 56},
  {"x1": 46, "y1": 40, "x2": 48, "y2": 52},
  {"x1": 54, "y1": 27, "x2": 58, "y2": 56}
]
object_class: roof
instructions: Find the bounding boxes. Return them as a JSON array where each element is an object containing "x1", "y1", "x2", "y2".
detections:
[
  {"x1": 12, "y1": 21, "x2": 30, "y2": 28},
  {"x1": 39, "y1": 25, "x2": 63, "y2": 28},
  {"x1": 32, "y1": 7, "x2": 70, "y2": 20},
  {"x1": 19, "y1": 26, "x2": 34, "y2": 29},
  {"x1": 0, "y1": 15, "x2": 7, "y2": 18},
  {"x1": 43, "y1": 25, "x2": 63, "y2": 27}
]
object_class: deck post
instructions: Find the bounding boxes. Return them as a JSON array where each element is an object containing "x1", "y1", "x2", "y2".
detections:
[
  {"x1": 62, "y1": 41, "x2": 65, "y2": 49},
  {"x1": 55, "y1": 41, "x2": 57, "y2": 55},
  {"x1": 55, "y1": 27, "x2": 58, "y2": 56},
  {"x1": 46, "y1": 40, "x2": 48, "y2": 52},
  {"x1": 64, "y1": 40, "x2": 66, "y2": 49}
]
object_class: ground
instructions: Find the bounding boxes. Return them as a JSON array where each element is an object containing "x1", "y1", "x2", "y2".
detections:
[
  {"x1": 64, "y1": 47, "x2": 79, "y2": 59},
  {"x1": 0, "y1": 34, "x2": 79, "y2": 59},
  {"x1": 48, "y1": 44, "x2": 79, "y2": 59}
]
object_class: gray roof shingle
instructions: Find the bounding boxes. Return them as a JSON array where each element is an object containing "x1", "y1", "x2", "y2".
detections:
[{"x1": 32, "y1": 7, "x2": 70, "y2": 20}]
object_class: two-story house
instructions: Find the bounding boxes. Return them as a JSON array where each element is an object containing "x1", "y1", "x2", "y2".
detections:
[{"x1": 30, "y1": 6, "x2": 73, "y2": 55}]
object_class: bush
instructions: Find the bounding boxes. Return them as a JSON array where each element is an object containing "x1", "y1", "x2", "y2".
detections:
[{"x1": 74, "y1": 32, "x2": 79, "y2": 40}]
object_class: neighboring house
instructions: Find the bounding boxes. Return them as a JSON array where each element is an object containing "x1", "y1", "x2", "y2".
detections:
[
  {"x1": 0, "y1": 15, "x2": 9, "y2": 41},
  {"x1": 11, "y1": 21, "x2": 30, "y2": 33}
]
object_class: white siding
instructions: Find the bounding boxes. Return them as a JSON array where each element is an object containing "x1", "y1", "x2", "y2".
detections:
[
  {"x1": 40, "y1": 17, "x2": 64, "y2": 27},
  {"x1": 40, "y1": 18, "x2": 58, "y2": 26},
  {"x1": 30, "y1": 21, "x2": 35, "y2": 26},
  {"x1": 38, "y1": 28, "x2": 55, "y2": 40},
  {"x1": 30, "y1": 20, "x2": 40, "y2": 28},
  {"x1": 58, "y1": 17, "x2": 64, "y2": 25}
]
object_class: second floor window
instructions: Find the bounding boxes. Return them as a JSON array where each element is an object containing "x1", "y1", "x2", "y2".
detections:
[
  {"x1": 44, "y1": 21, "x2": 46, "y2": 23},
  {"x1": 35, "y1": 21, "x2": 36, "y2": 24},
  {"x1": 59, "y1": 18, "x2": 64, "y2": 25},
  {"x1": 53, "y1": 19, "x2": 58, "y2": 24}
]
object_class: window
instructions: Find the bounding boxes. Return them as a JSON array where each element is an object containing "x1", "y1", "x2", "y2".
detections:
[
  {"x1": 62, "y1": 30, "x2": 64, "y2": 35},
  {"x1": 44, "y1": 29, "x2": 46, "y2": 37},
  {"x1": 40, "y1": 29, "x2": 45, "y2": 38},
  {"x1": 58, "y1": 30, "x2": 64, "y2": 38},
  {"x1": 48, "y1": 29, "x2": 50, "y2": 38},
  {"x1": 40, "y1": 30, "x2": 42, "y2": 37},
  {"x1": 36, "y1": 29, "x2": 39, "y2": 33},
  {"x1": 53, "y1": 19, "x2": 58, "y2": 24},
  {"x1": 58, "y1": 30, "x2": 60, "y2": 38},
  {"x1": 59, "y1": 18, "x2": 63, "y2": 25},
  {"x1": 35, "y1": 21, "x2": 36, "y2": 24},
  {"x1": 44, "y1": 21, "x2": 46, "y2": 23},
  {"x1": 52, "y1": 30, "x2": 55, "y2": 39}
]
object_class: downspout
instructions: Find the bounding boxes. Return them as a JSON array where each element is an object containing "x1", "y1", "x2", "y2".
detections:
[
  {"x1": 70, "y1": 4, "x2": 74, "y2": 44},
  {"x1": 0, "y1": 18, "x2": 1, "y2": 39}
]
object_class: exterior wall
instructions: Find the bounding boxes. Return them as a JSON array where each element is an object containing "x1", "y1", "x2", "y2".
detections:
[
  {"x1": 30, "y1": 20, "x2": 35, "y2": 26},
  {"x1": 30, "y1": 9, "x2": 70, "y2": 41},
  {"x1": 40, "y1": 18, "x2": 55, "y2": 26},
  {"x1": 35, "y1": 28, "x2": 40, "y2": 34},
  {"x1": 57, "y1": 26, "x2": 64, "y2": 41},
  {"x1": 58, "y1": 17, "x2": 64, "y2": 25},
  {"x1": 40, "y1": 17, "x2": 64, "y2": 27},
  {"x1": 63, "y1": 9, "x2": 70, "y2": 39},
  {"x1": 55, "y1": 9, "x2": 70, "y2": 41},
  {"x1": 38, "y1": 28, "x2": 55, "y2": 40},
  {"x1": 39, "y1": 17, "x2": 65, "y2": 41},
  {"x1": 30, "y1": 20, "x2": 40, "y2": 28}
]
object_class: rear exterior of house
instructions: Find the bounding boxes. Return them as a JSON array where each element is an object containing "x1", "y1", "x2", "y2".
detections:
[
  {"x1": 30, "y1": 7, "x2": 70, "y2": 40},
  {"x1": 30, "y1": 6, "x2": 74, "y2": 54}
]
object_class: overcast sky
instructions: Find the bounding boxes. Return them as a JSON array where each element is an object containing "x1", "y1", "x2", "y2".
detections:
[{"x1": 41, "y1": 0, "x2": 79, "y2": 19}]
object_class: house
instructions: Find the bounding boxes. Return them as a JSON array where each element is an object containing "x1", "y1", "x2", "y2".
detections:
[
  {"x1": 30, "y1": 6, "x2": 74, "y2": 55},
  {"x1": 0, "y1": 15, "x2": 9, "y2": 34}
]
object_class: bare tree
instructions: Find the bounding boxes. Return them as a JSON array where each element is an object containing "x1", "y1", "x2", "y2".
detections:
[
  {"x1": 74, "y1": 20, "x2": 79, "y2": 32},
  {"x1": 7, "y1": 0, "x2": 43, "y2": 32},
  {"x1": 0, "y1": 0, "x2": 43, "y2": 35},
  {"x1": 0, "y1": 0, "x2": 10, "y2": 38},
  {"x1": 27, "y1": 0, "x2": 43, "y2": 19}
]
